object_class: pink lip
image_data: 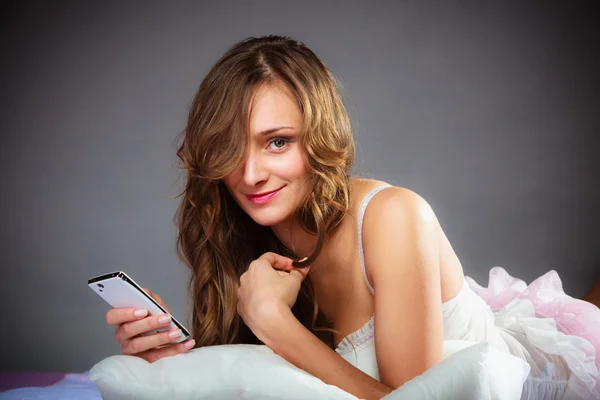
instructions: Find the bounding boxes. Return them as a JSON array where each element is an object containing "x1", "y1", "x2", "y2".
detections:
[{"x1": 246, "y1": 187, "x2": 284, "y2": 205}]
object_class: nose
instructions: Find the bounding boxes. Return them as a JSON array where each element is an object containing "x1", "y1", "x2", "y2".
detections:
[{"x1": 242, "y1": 152, "x2": 269, "y2": 187}]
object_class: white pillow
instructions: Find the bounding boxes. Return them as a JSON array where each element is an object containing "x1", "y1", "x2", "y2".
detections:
[
  {"x1": 89, "y1": 342, "x2": 529, "y2": 400},
  {"x1": 384, "y1": 342, "x2": 531, "y2": 400},
  {"x1": 89, "y1": 344, "x2": 357, "y2": 400}
]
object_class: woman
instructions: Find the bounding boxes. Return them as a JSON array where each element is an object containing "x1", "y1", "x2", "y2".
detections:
[{"x1": 105, "y1": 35, "x2": 600, "y2": 399}]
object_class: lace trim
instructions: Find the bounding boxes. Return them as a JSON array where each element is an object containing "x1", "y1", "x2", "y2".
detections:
[
  {"x1": 335, "y1": 280, "x2": 471, "y2": 356},
  {"x1": 335, "y1": 315, "x2": 375, "y2": 356},
  {"x1": 358, "y1": 185, "x2": 392, "y2": 295}
]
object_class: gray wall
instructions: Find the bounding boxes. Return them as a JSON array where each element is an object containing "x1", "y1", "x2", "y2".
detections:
[{"x1": 1, "y1": 1, "x2": 598, "y2": 372}]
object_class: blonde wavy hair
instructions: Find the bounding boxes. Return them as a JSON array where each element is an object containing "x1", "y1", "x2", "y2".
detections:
[{"x1": 175, "y1": 35, "x2": 355, "y2": 348}]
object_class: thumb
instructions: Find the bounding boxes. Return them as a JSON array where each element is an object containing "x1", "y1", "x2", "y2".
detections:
[
  {"x1": 289, "y1": 265, "x2": 310, "y2": 282},
  {"x1": 258, "y1": 252, "x2": 294, "y2": 271}
]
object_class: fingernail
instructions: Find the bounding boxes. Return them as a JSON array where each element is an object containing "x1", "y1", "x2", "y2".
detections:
[
  {"x1": 134, "y1": 309, "x2": 148, "y2": 317},
  {"x1": 168, "y1": 329, "x2": 182, "y2": 339},
  {"x1": 184, "y1": 339, "x2": 195, "y2": 349},
  {"x1": 158, "y1": 315, "x2": 171, "y2": 324}
]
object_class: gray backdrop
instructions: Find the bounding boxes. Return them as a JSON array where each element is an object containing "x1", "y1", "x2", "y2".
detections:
[{"x1": 1, "y1": 1, "x2": 598, "y2": 372}]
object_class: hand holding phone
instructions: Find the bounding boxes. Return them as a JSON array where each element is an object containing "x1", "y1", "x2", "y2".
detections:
[{"x1": 89, "y1": 271, "x2": 195, "y2": 362}]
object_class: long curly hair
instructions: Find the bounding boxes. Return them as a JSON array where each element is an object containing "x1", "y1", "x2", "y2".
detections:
[{"x1": 175, "y1": 35, "x2": 355, "y2": 348}]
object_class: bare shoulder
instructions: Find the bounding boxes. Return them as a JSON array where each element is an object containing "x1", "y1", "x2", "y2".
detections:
[
  {"x1": 347, "y1": 178, "x2": 439, "y2": 240},
  {"x1": 361, "y1": 185, "x2": 465, "y2": 300},
  {"x1": 348, "y1": 178, "x2": 420, "y2": 210},
  {"x1": 364, "y1": 185, "x2": 437, "y2": 226},
  {"x1": 360, "y1": 186, "x2": 441, "y2": 277},
  {"x1": 349, "y1": 177, "x2": 390, "y2": 195}
]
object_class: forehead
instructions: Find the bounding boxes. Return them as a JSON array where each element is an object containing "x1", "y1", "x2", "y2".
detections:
[{"x1": 248, "y1": 83, "x2": 303, "y2": 135}]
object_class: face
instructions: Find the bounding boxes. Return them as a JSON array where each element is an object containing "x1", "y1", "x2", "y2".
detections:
[{"x1": 224, "y1": 83, "x2": 310, "y2": 227}]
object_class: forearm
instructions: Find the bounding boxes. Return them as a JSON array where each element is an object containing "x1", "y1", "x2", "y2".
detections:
[{"x1": 257, "y1": 306, "x2": 392, "y2": 400}]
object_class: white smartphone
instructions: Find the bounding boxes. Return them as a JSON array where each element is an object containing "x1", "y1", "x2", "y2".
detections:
[{"x1": 88, "y1": 271, "x2": 191, "y2": 343}]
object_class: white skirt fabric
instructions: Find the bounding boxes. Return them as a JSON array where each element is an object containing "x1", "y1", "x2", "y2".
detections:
[{"x1": 335, "y1": 268, "x2": 600, "y2": 399}]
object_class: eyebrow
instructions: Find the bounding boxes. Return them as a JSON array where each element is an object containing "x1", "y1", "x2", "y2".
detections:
[{"x1": 256, "y1": 126, "x2": 296, "y2": 136}]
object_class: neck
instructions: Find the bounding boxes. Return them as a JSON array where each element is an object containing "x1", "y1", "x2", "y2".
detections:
[{"x1": 271, "y1": 218, "x2": 318, "y2": 260}]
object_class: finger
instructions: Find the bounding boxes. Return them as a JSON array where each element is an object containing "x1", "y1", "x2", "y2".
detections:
[
  {"x1": 289, "y1": 266, "x2": 310, "y2": 282},
  {"x1": 106, "y1": 307, "x2": 149, "y2": 326},
  {"x1": 142, "y1": 288, "x2": 160, "y2": 305},
  {"x1": 143, "y1": 288, "x2": 172, "y2": 313},
  {"x1": 258, "y1": 252, "x2": 293, "y2": 271},
  {"x1": 138, "y1": 339, "x2": 196, "y2": 363},
  {"x1": 143, "y1": 288, "x2": 164, "y2": 305},
  {"x1": 276, "y1": 270, "x2": 288, "y2": 276},
  {"x1": 122, "y1": 327, "x2": 187, "y2": 355},
  {"x1": 288, "y1": 256, "x2": 308, "y2": 271},
  {"x1": 115, "y1": 313, "x2": 173, "y2": 342}
]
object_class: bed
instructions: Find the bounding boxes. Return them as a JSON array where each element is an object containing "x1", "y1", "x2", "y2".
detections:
[
  {"x1": 0, "y1": 372, "x2": 100, "y2": 399},
  {"x1": 1, "y1": 272, "x2": 597, "y2": 399}
]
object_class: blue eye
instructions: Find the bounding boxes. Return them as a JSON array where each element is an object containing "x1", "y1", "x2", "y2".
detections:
[{"x1": 268, "y1": 137, "x2": 290, "y2": 150}]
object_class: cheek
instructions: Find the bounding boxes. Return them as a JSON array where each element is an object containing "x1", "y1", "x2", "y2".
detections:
[
  {"x1": 296, "y1": 163, "x2": 310, "y2": 186},
  {"x1": 222, "y1": 177, "x2": 244, "y2": 206},
  {"x1": 283, "y1": 150, "x2": 309, "y2": 179},
  {"x1": 222, "y1": 179, "x2": 234, "y2": 196},
  {"x1": 223, "y1": 170, "x2": 242, "y2": 190}
]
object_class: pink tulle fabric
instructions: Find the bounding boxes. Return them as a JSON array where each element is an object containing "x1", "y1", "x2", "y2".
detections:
[{"x1": 467, "y1": 267, "x2": 600, "y2": 396}]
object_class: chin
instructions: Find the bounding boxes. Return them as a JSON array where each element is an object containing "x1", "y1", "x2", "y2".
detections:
[
  {"x1": 226, "y1": 192, "x2": 289, "y2": 227},
  {"x1": 244, "y1": 207, "x2": 293, "y2": 227}
]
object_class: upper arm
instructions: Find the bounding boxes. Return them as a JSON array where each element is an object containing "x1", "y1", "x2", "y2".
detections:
[{"x1": 362, "y1": 187, "x2": 443, "y2": 388}]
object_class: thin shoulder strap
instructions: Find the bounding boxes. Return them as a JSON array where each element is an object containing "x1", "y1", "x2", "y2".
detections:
[{"x1": 358, "y1": 184, "x2": 392, "y2": 295}]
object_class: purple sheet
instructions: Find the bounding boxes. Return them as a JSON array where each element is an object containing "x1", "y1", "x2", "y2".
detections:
[
  {"x1": 0, "y1": 372, "x2": 66, "y2": 392},
  {"x1": 0, "y1": 372, "x2": 100, "y2": 399}
]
